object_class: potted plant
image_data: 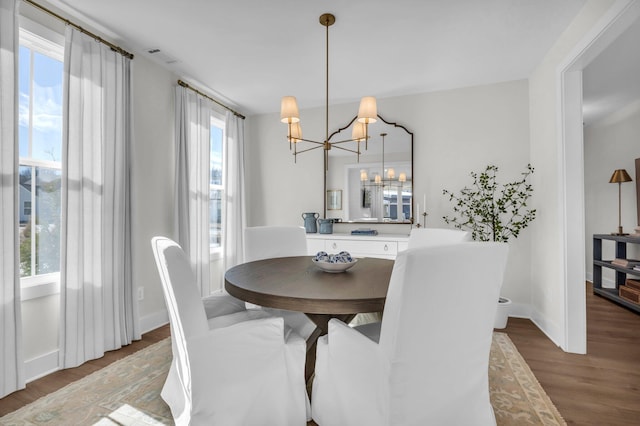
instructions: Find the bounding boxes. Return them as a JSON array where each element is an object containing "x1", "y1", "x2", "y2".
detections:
[{"x1": 442, "y1": 164, "x2": 536, "y2": 328}]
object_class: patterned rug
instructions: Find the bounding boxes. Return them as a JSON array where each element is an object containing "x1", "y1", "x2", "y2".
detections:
[{"x1": 1, "y1": 332, "x2": 565, "y2": 425}]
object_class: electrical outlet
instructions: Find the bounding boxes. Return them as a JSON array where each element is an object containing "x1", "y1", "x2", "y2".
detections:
[{"x1": 137, "y1": 287, "x2": 144, "y2": 301}]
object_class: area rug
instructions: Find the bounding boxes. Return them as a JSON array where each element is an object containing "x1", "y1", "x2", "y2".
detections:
[{"x1": 1, "y1": 332, "x2": 565, "y2": 425}]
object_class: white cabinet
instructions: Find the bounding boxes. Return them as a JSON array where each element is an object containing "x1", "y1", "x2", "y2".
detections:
[{"x1": 307, "y1": 233, "x2": 409, "y2": 260}]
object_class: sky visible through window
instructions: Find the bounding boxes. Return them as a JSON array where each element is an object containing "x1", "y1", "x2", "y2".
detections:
[{"x1": 19, "y1": 45, "x2": 63, "y2": 162}]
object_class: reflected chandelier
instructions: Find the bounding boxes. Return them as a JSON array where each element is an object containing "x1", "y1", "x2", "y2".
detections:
[{"x1": 280, "y1": 13, "x2": 377, "y2": 166}]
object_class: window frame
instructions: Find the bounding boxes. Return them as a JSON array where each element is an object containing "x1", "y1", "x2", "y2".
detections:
[
  {"x1": 209, "y1": 114, "x2": 225, "y2": 260},
  {"x1": 18, "y1": 22, "x2": 64, "y2": 298}
]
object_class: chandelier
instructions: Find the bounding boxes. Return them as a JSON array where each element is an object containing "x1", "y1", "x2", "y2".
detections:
[
  {"x1": 360, "y1": 133, "x2": 407, "y2": 189},
  {"x1": 280, "y1": 13, "x2": 378, "y2": 166}
]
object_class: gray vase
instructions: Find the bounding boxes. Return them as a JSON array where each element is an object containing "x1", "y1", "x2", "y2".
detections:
[{"x1": 302, "y1": 212, "x2": 319, "y2": 233}]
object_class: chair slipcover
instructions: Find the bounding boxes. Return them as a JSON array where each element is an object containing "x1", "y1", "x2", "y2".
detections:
[
  {"x1": 151, "y1": 236, "x2": 308, "y2": 425},
  {"x1": 312, "y1": 242, "x2": 509, "y2": 426},
  {"x1": 407, "y1": 227, "x2": 472, "y2": 249},
  {"x1": 244, "y1": 226, "x2": 316, "y2": 339}
]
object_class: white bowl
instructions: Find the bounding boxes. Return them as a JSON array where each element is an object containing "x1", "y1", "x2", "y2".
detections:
[{"x1": 312, "y1": 258, "x2": 358, "y2": 273}]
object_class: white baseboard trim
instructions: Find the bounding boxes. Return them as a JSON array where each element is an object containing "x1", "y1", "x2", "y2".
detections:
[
  {"x1": 506, "y1": 301, "x2": 532, "y2": 319},
  {"x1": 23, "y1": 311, "x2": 169, "y2": 384},
  {"x1": 585, "y1": 271, "x2": 615, "y2": 288},
  {"x1": 529, "y1": 306, "x2": 564, "y2": 350},
  {"x1": 140, "y1": 309, "x2": 169, "y2": 335},
  {"x1": 25, "y1": 350, "x2": 60, "y2": 384}
]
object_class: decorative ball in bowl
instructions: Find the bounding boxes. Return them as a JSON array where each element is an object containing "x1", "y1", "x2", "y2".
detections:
[{"x1": 312, "y1": 251, "x2": 357, "y2": 273}]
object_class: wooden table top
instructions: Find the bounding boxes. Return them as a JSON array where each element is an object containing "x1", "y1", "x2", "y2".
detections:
[{"x1": 224, "y1": 256, "x2": 394, "y2": 315}]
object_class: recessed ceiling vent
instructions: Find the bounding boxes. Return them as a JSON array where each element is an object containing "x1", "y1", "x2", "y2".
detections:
[{"x1": 146, "y1": 48, "x2": 178, "y2": 64}]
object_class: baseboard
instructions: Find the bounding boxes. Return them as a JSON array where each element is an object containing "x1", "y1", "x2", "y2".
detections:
[
  {"x1": 529, "y1": 306, "x2": 564, "y2": 349},
  {"x1": 25, "y1": 350, "x2": 60, "y2": 383},
  {"x1": 139, "y1": 309, "x2": 169, "y2": 335},
  {"x1": 507, "y1": 301, "x2": 531, "y2": 319},
  {"x1": 585, "y1": 271, "x2": 615, "y2": 289}
]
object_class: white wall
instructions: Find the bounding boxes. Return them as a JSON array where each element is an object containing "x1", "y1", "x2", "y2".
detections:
[
  {"x1": 528, "y1": 0, "x2": 616, "y2": 349},
  {"x1": 131, "y1": 55, "x2": 178, "y2": 332},
  {"x1": 246, "y1": 79, "x2": 533, "y2": 315},
  {"x1": 584, "y1": 101, "x2": 640, "y2": 287}
]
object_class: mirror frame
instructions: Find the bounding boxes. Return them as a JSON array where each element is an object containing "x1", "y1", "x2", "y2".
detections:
[{"x1": 325, "y1": 114, "x2": 414, "y2": 224}]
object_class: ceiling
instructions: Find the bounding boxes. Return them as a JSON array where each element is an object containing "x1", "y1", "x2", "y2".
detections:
[
  {"x1": 42, "y1": 0, "x2": 590, "y2": 117},
  {"x1": 583, "y1": 17, "x2": 640, "y2": 126}
]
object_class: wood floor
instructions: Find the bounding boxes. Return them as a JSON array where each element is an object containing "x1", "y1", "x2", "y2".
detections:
[
  {"x1": 505, "y1": 283, "x2": 640, "y2": 425},
  {"x1": 1, "y1": 282, "x2": 639, "y2": 425}
]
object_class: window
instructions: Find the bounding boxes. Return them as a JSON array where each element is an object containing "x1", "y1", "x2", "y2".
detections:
[
  {"x1": 18, "y1": 27, "x2": 64, "y2": 285},
  {"x1": 209, "y1": 117, "x2": 224, "y2": 251}
]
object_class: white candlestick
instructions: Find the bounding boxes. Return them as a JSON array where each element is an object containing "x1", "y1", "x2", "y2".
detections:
[
  {"x1": 423, "y1": 194, "x2": 426, "y2": 212},
  {"x1": 417, "y1": 203, "x2": 420, "y2": 218}
]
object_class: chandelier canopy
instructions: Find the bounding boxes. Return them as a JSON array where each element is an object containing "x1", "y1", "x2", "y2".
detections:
[{"x1": 280, "y1": 13, "x2": 378, "y2": 165}]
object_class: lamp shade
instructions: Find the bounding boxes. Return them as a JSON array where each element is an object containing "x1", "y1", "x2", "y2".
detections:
[
  {"x1": 609, "y1": 169, "x2": 632, "y2": 183},
  {"x1": 357, "y1": 96, "x2": 377, "y2": 124},
  {"x1": 360, "y1": 170, "x2": 368, "y2": 182},
  {"x1": 399, "y1": 172, "x2": 407, "y2": 183},
  {"x1": 352, "y1": 122, "x2": 367, "y2": 141},
  {"x1": 280, "y1": 96, "x2": 300, "y2": 123},
  {"x1": 374, "y1": 174, "x2": 381, "y2": 184},
  {"x1": 289, "y1": 122, "x2": 302, "y2": 143},
  {"x1": 387, "y1": 168, "x2": 395, "y2": 179}
]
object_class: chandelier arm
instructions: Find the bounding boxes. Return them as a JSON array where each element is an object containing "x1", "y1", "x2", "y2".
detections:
[
  {"x1": 294, "y1": 145, "x2": 325, "y2": 155},
  {"x1": 294, "y1": 138, "x2": 325, "y2": 145},
  {"x1": 331, "y1": 145, "x2": 361, "y2": 154},
  {"x1": 330, "y1": 138, "x2": 368, "y2": 145}
]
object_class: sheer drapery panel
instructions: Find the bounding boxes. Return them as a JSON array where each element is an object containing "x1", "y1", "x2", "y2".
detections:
[
  {"x1": 174, "y1": 86, "x2": 211, "y2": 296},
  {"x1": 60, "y1": 26, "x2": 139, "y2": 369},
  {"x1": 0, "y1": 0, "x2": 24, "y2": 398}
]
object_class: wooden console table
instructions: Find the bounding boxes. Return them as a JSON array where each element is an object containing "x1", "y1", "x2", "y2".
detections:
[{"x1": 593, "y1": 234, "x2": 640, "y2": 313}]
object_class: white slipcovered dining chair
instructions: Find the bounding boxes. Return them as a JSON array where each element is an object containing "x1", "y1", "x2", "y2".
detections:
[
  {"x1": 407, "y1": 227, "x2": 472, "y2": 249},
  {"x1": 151, "y1": 236, "x2": 309, "y2": 425},
  {"x1": 244, "y1": 226, "x2": 316, "y2": 339},
  {"x1": 311, "y1": 242, "x2": 509, "y2": 426}
]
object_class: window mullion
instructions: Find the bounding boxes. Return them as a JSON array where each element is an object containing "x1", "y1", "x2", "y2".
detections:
[{"x1": 30, "y1": 166, "x2": 36, "y2": 276}]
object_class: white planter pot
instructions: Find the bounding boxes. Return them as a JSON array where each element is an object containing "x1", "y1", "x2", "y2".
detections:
[{"x1": 494, "y1": 297, "x2": 512, "y2": 329}]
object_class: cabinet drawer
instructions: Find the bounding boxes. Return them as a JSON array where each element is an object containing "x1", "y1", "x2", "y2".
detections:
[
  {"x1": 307, "y1": 238, "x2": 326, "y2": 255},
  {"x1": 325, "y1": 239, "x2": 398, "y2": 257}
]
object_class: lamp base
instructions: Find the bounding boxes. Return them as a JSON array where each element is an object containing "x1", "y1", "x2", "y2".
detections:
[{"x1": 612, "y1": 226, "x2": 628, "y2": 236}]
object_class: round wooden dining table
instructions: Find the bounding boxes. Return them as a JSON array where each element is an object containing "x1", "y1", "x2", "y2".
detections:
[{"x1": 224, "y1": 255, "x2": 394, "y2": 381}]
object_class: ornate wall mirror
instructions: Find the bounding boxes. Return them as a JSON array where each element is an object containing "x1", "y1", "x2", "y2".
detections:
[{"x1": 325, "y1": 115, "x2": 414, "y2": 223}]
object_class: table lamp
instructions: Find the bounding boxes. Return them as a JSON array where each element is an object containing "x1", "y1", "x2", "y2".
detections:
[{"x1": 609, "y1": 169, "x2": 633, "y2": 235}]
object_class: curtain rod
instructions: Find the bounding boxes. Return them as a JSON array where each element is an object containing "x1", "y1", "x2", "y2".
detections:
[
  {"x1": 178, "y1": 80, "x2": 246, "y2": 120},
  {"x1": 23, "y1": 0, "x2": 134, "y2": 59}
]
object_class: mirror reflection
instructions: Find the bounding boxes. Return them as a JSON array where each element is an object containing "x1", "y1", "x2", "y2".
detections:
[{"x1": 325, "y1": 116, "x2": 413, "y2": 223}]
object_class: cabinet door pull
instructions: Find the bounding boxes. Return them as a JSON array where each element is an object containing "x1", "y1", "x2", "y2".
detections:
[{"x1": 384, "y1": 244, "x2": 388, "y2": 251}]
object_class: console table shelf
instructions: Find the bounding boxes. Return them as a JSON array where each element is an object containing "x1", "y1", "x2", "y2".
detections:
[{"x1": 593, "y1": 234, "x2": 640, "y2": 313}]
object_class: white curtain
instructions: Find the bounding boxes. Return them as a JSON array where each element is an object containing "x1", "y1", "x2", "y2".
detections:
[
  {"x1": 60, "y1": 27, "x2": 139, "y2": 369},
  {"x1": 174, "y1": 86, "x2": 212, "y2": 297},
  {"x1": 0, "y1": 0, "x2": 24, "y2": 398},
  {"x1": 221, "y1": 110, "x2": 246, "y2": 273}
]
